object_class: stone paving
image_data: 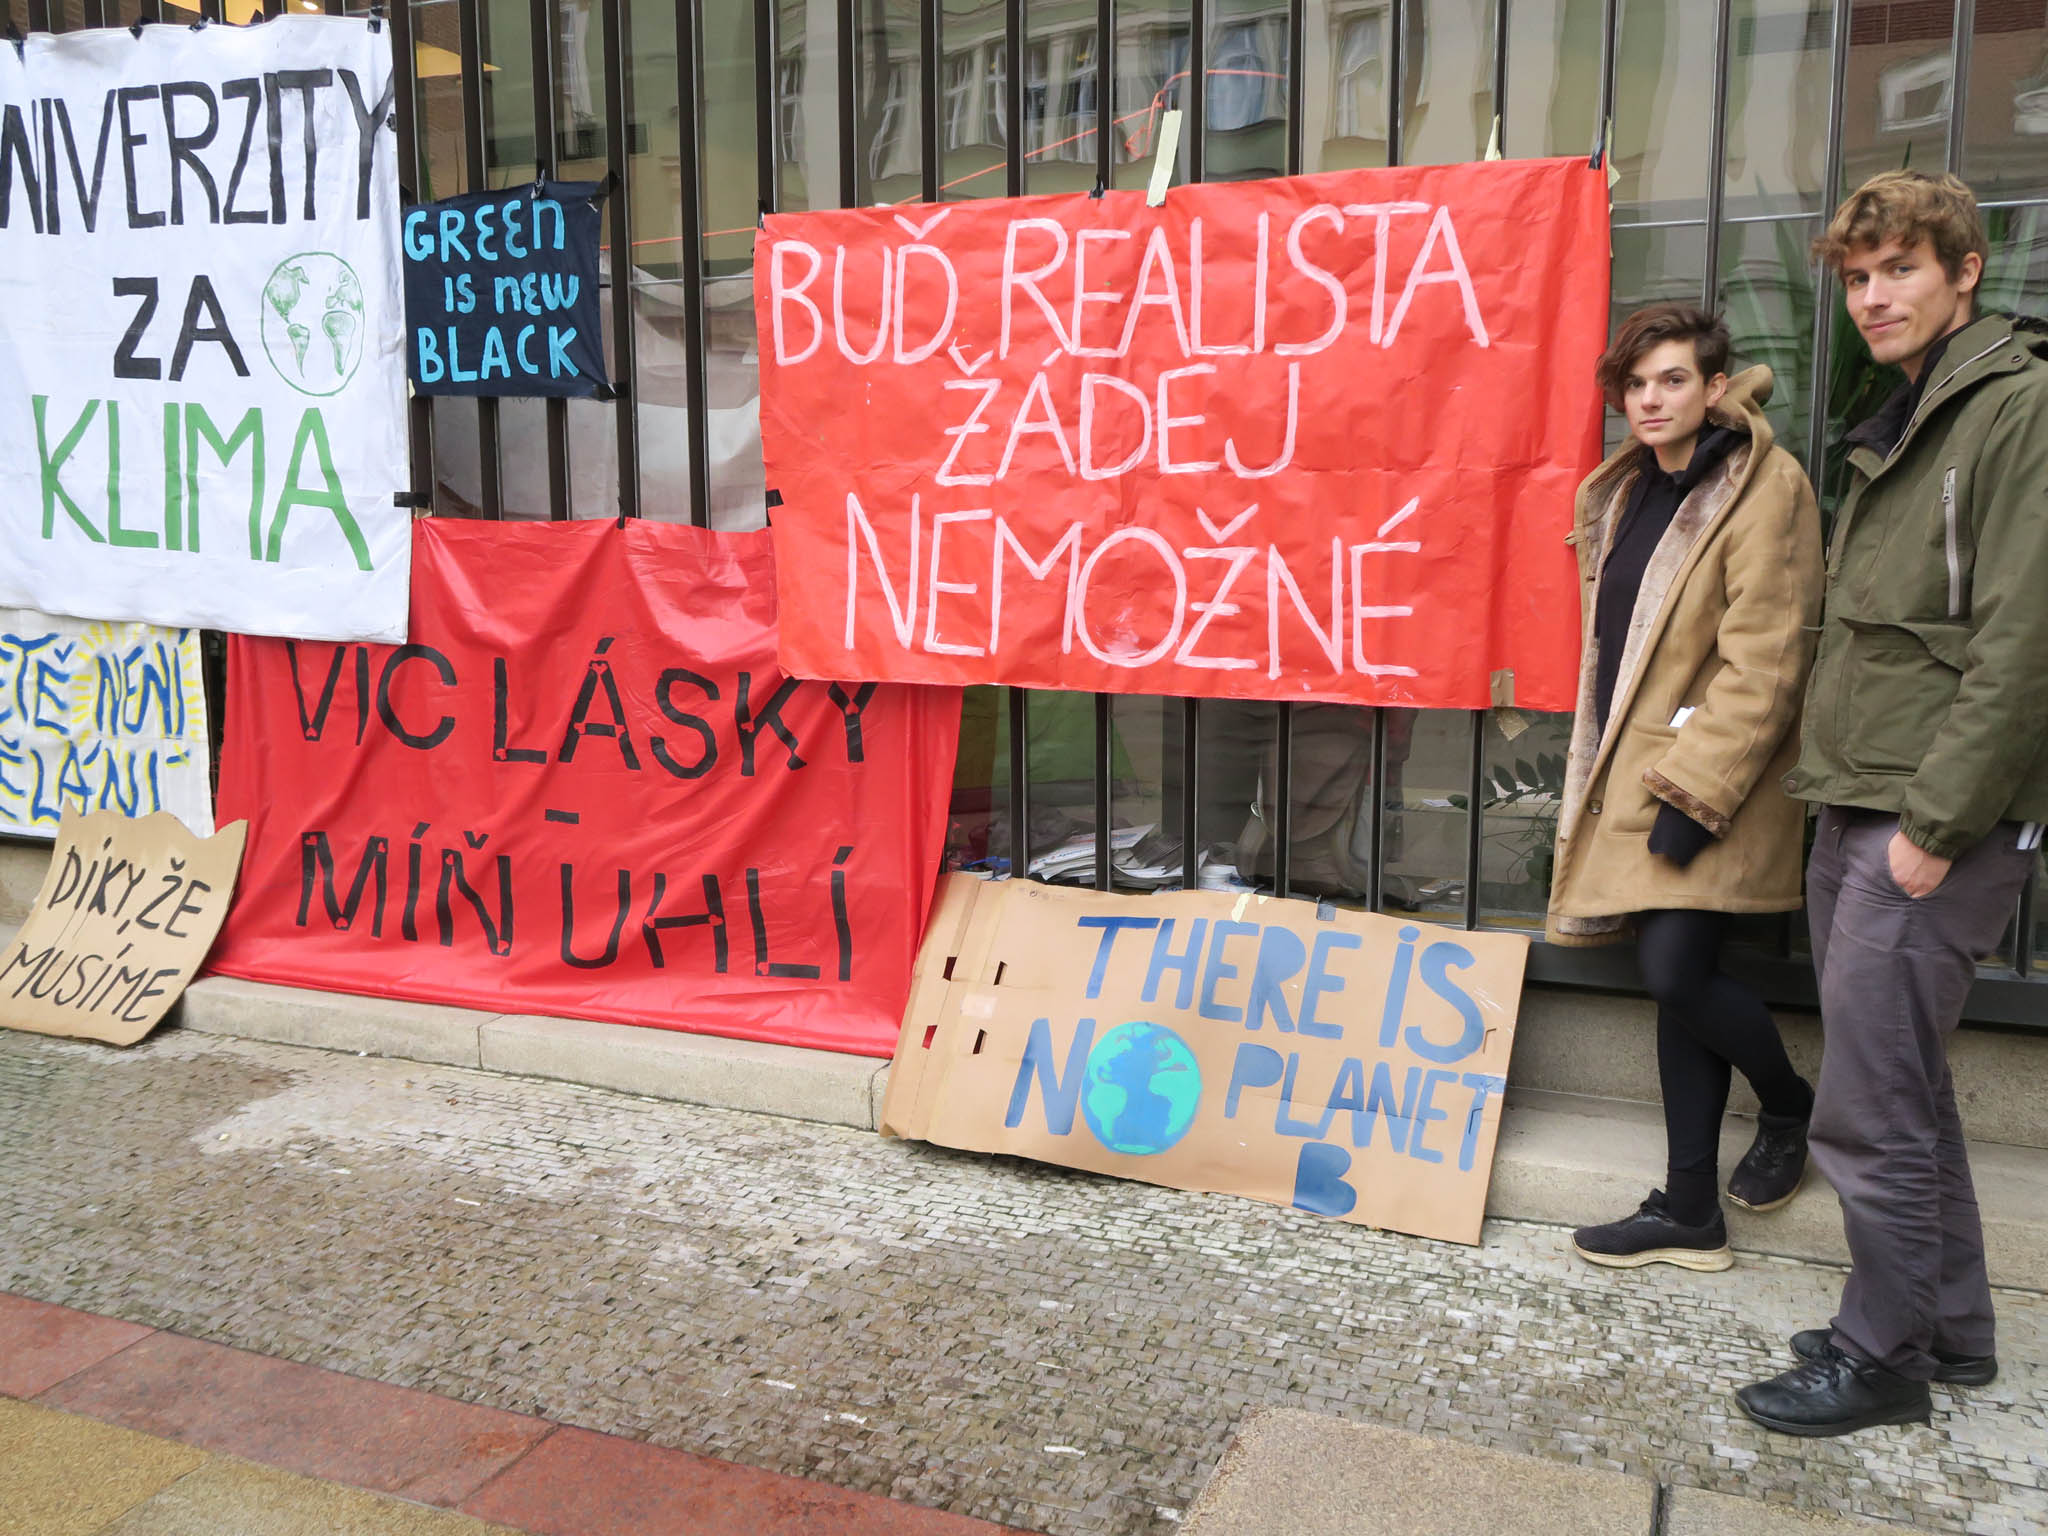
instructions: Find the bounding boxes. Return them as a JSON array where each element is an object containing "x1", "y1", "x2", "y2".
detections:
[{"x1": 1, "y1": 1027, "x2": 2043, "y2": 1536}]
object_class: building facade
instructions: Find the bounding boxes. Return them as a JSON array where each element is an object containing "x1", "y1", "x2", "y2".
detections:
[{"x1": 8, "y1": 0, "x2": 2045, "y2": 1021}]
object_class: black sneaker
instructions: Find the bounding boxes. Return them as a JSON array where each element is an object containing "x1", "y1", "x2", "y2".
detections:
[
  {"x1": 1572, "y1": 1189, "x2": 1733, "y2": 1272},
  {"x1": 1791, "y1": 1328, "x2": 1998, "y2": 1387},
  {"x1": 1736, "y1": 1348, "x2": 1931, "y2": 1436},
  {"x1": 1727, "y1": 1110, "x2": 1808, "y2": 1212}
]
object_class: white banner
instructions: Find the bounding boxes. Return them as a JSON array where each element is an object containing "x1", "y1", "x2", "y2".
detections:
[
  {"x1": 0, "y1": 18, "x2": 410, "y2": 643},
  {"x1": 1, "y1": 608, "x2": 213, "y2": 839}
]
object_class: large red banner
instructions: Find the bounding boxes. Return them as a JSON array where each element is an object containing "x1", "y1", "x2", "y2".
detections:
[
  {"x1": 757, "y1": 158, "x2": 1609, "y2": 711},
  {"x1": 209, "y1": 519, "x2": 962, "y2": 1057}
]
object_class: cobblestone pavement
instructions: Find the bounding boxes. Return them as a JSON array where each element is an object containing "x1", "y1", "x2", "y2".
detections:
[{"x1": 2, "y1": 1028, "x2": 2043, "y2": 1536}]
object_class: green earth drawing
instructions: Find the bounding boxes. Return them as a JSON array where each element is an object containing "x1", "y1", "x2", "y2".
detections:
[
  {"x1": 1079, "y1": 1021, "x2": 1202, "y2": 1156},
  {"x1": 260, "y1": 252, "x2": 366, "y2": 397}
]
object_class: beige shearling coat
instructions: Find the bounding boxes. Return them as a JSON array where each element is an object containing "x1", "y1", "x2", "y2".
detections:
[{"x1": 1546, "y1": 367, "x2": 1823, "y2": 946}]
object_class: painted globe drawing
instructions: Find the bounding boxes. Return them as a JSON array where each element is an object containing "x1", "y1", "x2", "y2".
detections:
[
  {"x1": 260, "y1": 252, "x2": 367, "y2": 397},
  {"x1": 1080, "y1": 1022, "x2": 1202, "y2": 1156}
]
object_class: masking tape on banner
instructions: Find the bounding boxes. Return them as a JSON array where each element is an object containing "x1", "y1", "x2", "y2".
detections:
[{"x1": 1147, "y1": 110, "x2": 1184, "y2": 207}]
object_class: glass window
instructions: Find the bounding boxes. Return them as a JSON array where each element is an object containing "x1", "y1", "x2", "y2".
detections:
[
  {"x1": 1305, "y1": 2, "x2": 1390, "y2": 170},
  {"x1": 1112, "y1": 9, "x2": 1191, "y2": 189},
  {"x1": 1839, "y1": 1, "x2": 1957, "y2": 198},
  {"x1": 1401, "y1": 0, "x2": 1499, "y2": 168},
  {"x1": 1965, "y1": 2, "x2": 2048, "y2": 202},
  {"x1": 776, "y1": 0, "x2": 839, "y2": 209},
  {"x1": 1723, "y1": 0, "x2": 1833, "y2": 218},
  {"x1": 1378, "y1": 708, "x2": 1470, "y2": 921},
  {"x1": 1718, "y1": 216, "x2": 1822, "y2": 463},
  {"x1": 855, "y1": 12, "x2": 922, "y2": 202},
  {"x1": 1195, "y1": 701, "x2": 1278, "y2": 892},
  {"x1": 1501, "y1": 0, "x2": 1605, "y2": 159},
  {"x1": 1611, "y1": 0, "x2": 1717, "y2": 217},
  {"x1": 1478, "y1": 710, "x2": 1572, "y2": 930},
  {"x1": 1204, "y1": 7, "x2": 1287, "y2": 180}
]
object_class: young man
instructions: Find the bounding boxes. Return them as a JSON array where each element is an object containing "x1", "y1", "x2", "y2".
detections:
[{"x1": 1736, "y1": 172, "x2": 2048, "y2": 1437}]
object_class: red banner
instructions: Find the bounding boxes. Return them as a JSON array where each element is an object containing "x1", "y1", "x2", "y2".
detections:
[
  {"x1": 208, "y1": 520, "x2": 962, "y2": 1057},
  {"x1": 757, "y1": 159, "x2": 1609, "y2": 711}
]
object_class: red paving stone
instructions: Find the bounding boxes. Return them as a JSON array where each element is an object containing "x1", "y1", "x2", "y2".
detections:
[
  {"x1": 37, "y1": 1327, "x2": 554, "y2": 1506},
  {"x1": 459, "y1": 1425, "x2": 1019, "y2": 1536},
  {"x1": 0, "y1": 1292, "x2": 155, "y2": 1399}
]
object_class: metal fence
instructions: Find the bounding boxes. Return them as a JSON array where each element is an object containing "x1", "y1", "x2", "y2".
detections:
[{"x1": 7, "y1": 0, "x2": 2046, "y2": 1022}]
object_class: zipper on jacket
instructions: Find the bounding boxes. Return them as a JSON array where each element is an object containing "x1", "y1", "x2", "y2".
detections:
[
  {"x1": 1942, "y1": 467, "x2": 1962, "y2": 617},
  {"x1": 1885, "y1": 334, "x2": 2011, "y2": 468}
]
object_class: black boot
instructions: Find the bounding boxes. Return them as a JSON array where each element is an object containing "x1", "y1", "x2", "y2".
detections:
[
  {"x1": 1790, "y1": 1328, "x2": 1997, "y2": 1387},
  {"x1": 1727, "y1": 1109, "x2": 1808, "y2": 1212},
  {"x1": 1572, "y1": 1189, "x2": 1733, "y2": 1272},
  {"x1": 1736, "y1": 1347, "x2": 1931, "y2": 1436}
]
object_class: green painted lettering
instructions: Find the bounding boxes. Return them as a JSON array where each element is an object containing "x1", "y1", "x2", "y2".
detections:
[
  {"x1": 267, "y1": 409, "x2": 370, "y2": 571},
  {"x1": 32, "y1": 396, "x2": 105, "y2": 543}
]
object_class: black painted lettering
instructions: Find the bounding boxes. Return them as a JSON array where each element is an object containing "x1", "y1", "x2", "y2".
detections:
[{"x1": 113, "y1": 277, "x2": 162, "y2": 380}]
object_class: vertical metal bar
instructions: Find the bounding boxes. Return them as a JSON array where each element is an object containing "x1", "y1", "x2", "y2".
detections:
[
  {"x1": 1003, "y1": 0, "x2": 1021, "y2": 195},
  {"x1": 1365, "y1": 708, "x2": 1386, "y2": 911},
  {"x1": 1095, "y1": 0, "x2": 1113, "y2": 188},
  {"x1": 2016, "y1": 865, "x2": 2037, "y2": 977},
  {"x1": 1805, "y1": 0, "x2": 1850, "y2": 481},
  {"x1": 1008, "y1": 690, "x2": 1030, "y2": 879},
  {"x1": 1272, "y1": 704, "x2": 1293, "y2": 897},
  {"x1": 755, "y1": 0, "x2": 779, "y2": 212},
  {"x1": 1491, "y1": 0, "x2": 1509, "y2": 153},
  {"x1": 1180, "y1": 700, "x2": 1201, "y2": 888},
  {"x1": 532, "y1": 0, "x2": 572, "y2": 519},
  {"x1": 1946, "y1": 0, "x2": 1973, "y2": 175},
  {"x1": 602, "y1": 0, "x2": 641, "y2": 517},
  {"x1": 1094, "y1": 694, "x2": 1113, "y2": 890},
  {"x1": 1185, "y1": 0, "x2": 1204, "y2": 183},
  {"x1": 1700, "y1": 0, "x2": 1733, "y2": 308},
  {"x1": 389, "y1": 0, "x2": 436, "y2": 510},
  {"x1": 675, "y1": 0, "x2": 712, "y2": 527},
  {"x1": 1594, "y1": 0, "x2": 1620, "y2": 161},
  {"x1": 836, "y1": 0, "x2": 856, "y2": 204},
  {"x1": 1283, "y1": 0, "x2": 1303, "y2": 174},
  {"x1": 83, "y1": 0, "x2": 105, "y2": 29},
  {"x1": 457, "y1": 0, "x2": 504, "y2": 518},
  {"x1": 919, "y1": 0, "x2": 938, "y2": 202},
  {"x1": 27, "y1": 0, "x2": 51, "y2": 33},
  {"x1": 1463, "y1": 711, "x2": 1485, "y2": 930},
  {"x1": 1385, "y1": 0, "x2": 1403, "y2": 164}
]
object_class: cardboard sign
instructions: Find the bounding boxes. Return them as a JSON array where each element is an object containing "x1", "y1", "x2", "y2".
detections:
[
  {"x1": 0, "y1": 18, "x2": 412, "y2": 643},
  {"x1": 1, "y1": 608, "x2": 213, "y2": 839},
  {"x1": 1, "y1": 809, "x2": 246, "y2": 1045},
  {"x1": 206, "y1": 518, "x2": 963, "y2": 1058},
  {"x1": 402, "y1": 182, "x2": 610, "y2": 397},
  {"x1": 756, "y1": 158, "x2": 1609, "y2": 711},
  {"x1": 884, "y1": 877, "x2": 1529, "y2": 1244}
]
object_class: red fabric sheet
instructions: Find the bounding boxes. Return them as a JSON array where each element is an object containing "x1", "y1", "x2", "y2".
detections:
[
  {"x1": 209, "y1": 518, "x2": 962, "y2": 1057},
  {"x1": 757, "y1": 157, "x2": 1610, "y2": 711}
]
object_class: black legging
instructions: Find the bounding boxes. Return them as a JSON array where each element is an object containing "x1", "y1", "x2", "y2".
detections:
[{"x1": 1635, "y1": 909, "x2": 1813, "y2": 1225}]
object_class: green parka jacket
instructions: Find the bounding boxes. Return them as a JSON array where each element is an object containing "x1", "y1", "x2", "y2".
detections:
[{"x1": 1785, "y1": 312, "x2": 2048, "y2": 857}]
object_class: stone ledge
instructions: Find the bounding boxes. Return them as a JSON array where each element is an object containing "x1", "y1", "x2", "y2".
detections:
[
  {"x1": 179, "y1": 976, "x2": 485, "y2": 1069},
  {"x1": 1493, "y1": 1089, "x2": 2047, "y2": 1290},
  {"x1": 477, "y1": 1013, "x2": 885, "y2": 1129}
]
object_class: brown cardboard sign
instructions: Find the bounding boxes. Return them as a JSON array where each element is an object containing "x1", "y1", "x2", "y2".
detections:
[
  {"x1": 0, "y1": 810, "x2": 248, "y2": 1047},
  {"x1": 884, "y1": 877, "x2": 1530, "y2": 1245}
]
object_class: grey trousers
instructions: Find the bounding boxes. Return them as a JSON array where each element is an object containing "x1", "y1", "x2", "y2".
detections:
[{"x1": 1806, "y1": 806, "x2": 2036, "y2": 1379}]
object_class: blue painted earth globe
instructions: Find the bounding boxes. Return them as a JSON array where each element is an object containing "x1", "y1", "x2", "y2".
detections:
[{"x1": 1080, "y1": 1021, "x2": 1202, "y2": 1155}]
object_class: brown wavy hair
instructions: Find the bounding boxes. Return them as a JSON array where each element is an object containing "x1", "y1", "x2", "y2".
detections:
[
  {"x1": 1593, "y1": 304, "x2": 1731, "y2": 410},
  {"x1": 1813, "y1": 170, "x2": 1987, "y2": 280}
]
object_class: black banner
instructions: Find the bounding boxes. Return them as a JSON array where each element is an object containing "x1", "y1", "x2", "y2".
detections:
[{"x1": 401, "y1": 180, "x2": 609, "y2": 398}]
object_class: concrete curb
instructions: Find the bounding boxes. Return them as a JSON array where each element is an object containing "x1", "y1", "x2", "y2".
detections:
[
  {"x1": 176, "y1": 975, "x2": 893, "y2": 1131},
  {"x1": 1181, "y1": 1407, "x2": 1912, "y2": 1535}
]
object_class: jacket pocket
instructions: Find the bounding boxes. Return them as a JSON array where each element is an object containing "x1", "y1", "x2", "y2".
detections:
[
  {"x1": 1833, "y1": 616, "x2": 1971, "y2": 776},
  {"x1": 1605, "y1": 722, "x2": 1678, "y2": 834}
]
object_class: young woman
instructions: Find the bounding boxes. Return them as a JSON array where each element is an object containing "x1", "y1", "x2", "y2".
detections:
[{"x1": 1547, "y1": 304, "x2": 1824, "y2": 1272}]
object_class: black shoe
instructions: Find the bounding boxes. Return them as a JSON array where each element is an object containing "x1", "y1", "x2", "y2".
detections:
[
  {"x1": 1736, "y1": 1348, "x2": 1931, "y2": 1436},
  {"x1": 1727, "y1": 1109, "x2": 1808, "y2": 1212},
  {"x1": 1791, "y1": 1328, "x2": 1998, "y2": 1387},
  {"x1": 1572, "y1": 1189, "x2": 1733, "y2": 1272}
]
